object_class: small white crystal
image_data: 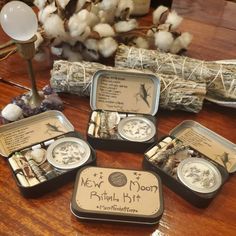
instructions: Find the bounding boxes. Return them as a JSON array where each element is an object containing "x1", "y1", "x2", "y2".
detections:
[
  {"x1": 30, "y1": 148, "x2": 46, "y2": 164},
  {"x1": 1, "y1": 104, "x2": 23, "y2": 121}
]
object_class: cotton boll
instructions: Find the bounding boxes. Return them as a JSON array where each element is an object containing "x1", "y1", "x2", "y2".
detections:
[
  {"x1": 84, "y1": 39, "x2": 98, "y2": 51},
  {"x1": 75, "y1": 10, "x2": 99, "y2": 28},
  {"x1": 153, "y1": 6, "x2": 168, "y2": 25},
  {"x1": 99, "y1": 0, "x2": 119, "y2": 11},
  {"x1": 56, "y1": 0, "x2": 70, "y2": 9},
  {"x1": 44, "y1": 14, "x2": 66, "y2": 39},
  {"x1": 93, "y1": 23, "x2": 115, "y2": 37},
  {"x1": 133, "y1": 37, "x2": 149, "y2": 49},
  {"x1": 84, "y1": 38, "x2": 99, "y2": 60},
  {"x1": 98, "y1": 37, "x2": 118, "y2": 57},
  {"x1": 38, "y1": 2, "x2": 57, "y2": 24},
  {"x1": 114, "y1": 19, "x2": 138, "y2": 33},
  {"x1": 34, "y1": 32, "x2": 44, "y2": 51},
  {"x1": 116, "y1": 0, "x2": 134, "y2": 18},
  {"x1": 170, "y1": 32, "x2": 193, "y2": 54},
  {"x1": 69, "y1": 26, "x2": 91, "y2": 43},
  {"x1": 165, "y1": 11, "x2": 183, "y2": 30},
  {"x1": 86, "y1": 12, "x2": 100, "y2": 28},
  {"x1": 34, "y1": 0, "x2": 47, "y2": 9},
  {"x1": 154, "y1": 31, "x2": 174, "y2": 51},
  {"x1": 76, "y1": 26, "x2": 91, "y2": 42},
  {"x1": 68, "y1": 14, "x2": 87, "y2": 37},
  {"x1": 62, "y1": 45, "x2": 83, "y2": 61},
  {"x1": 77, "y1": 9, "x2": 90, "y2": 22}
]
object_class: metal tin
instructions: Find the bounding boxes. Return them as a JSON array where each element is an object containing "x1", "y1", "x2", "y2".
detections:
[
  {"x1": 177, "y1": 157, "x2": 222, "y2": 194},
  {"x1": 90, "y1": 69, "x2": 160, "y2": 116},
  {"x1": 170, "y1": 120, "x2": 236, "y2": 173},
  {"x1": 0, "y1": 111, "x2": 96, "y2": 198},
  {"x1": 46, "y1": 137, "x2": 91, "y2": 170},
  {"x1": 143, "y1": 119, "x2": 232, "y2": 207},
  {"x1": 0, "y1": 110, "x2": 74, "y2": 157},
  {"x1": 118, "y1": 116, "x2": 156, "y2": 142},
  {"x1": 87, "y1": 69, "x2": 159, "y2": 152},
  {"x1": 71, "y1": 166, "x2": 163, "y2": 224}
]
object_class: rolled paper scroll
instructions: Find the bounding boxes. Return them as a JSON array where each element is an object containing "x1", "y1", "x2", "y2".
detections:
[
  {"x1": 12, "y1": 153, "x2": 40, "y2": 186},
  {"x1": 50, "y1": 60, "x2": 206, "y2": 113},
  {"x1": 8, "y1": 157, "x2": 30, "y2": 187}
]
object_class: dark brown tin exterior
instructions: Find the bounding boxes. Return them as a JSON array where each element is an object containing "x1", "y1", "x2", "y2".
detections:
[
  {"x1": 87, "y1": 69, "x2": 160, "y2": 153},
  {"x1": 71, "y1": 166, "x2": 164, "y2": 224},
  {"x1": 0, "y1": 111, "x2": 96, "y2": 198},
  {"x1": 143, "y1": 120, "x2": 232, "y2": 208}
]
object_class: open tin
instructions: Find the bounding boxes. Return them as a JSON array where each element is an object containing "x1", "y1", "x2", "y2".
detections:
[
  {"x1": 87, "y1": 69, "x2": 160, "y2": 152},
  {"x1": 143, "y1": 120, "x2": 235, "y2": 207},
  {"x1": 71, "y1": 166, "x2": 163, "y2": 224},
  {"x1": 0, "y1": 110, "x2": 96, "y2": 197}
]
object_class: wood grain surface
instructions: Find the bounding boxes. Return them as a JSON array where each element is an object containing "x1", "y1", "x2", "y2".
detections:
[{"x1": 0, "y1": 0, "x2": 236, "y2": 235}]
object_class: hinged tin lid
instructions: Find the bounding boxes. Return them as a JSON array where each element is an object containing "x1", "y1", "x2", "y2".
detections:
[
  {"x1": 170, "y1": 120, "x2": 236, "y2": 173},
  {"x1": 71, "y1": 166, "x2": 163, "y2": 224},
  {"x1": 90, "y1": 69, "x2": 160, "y2": 116},
  {"x1": 0, "y1": 110, "x2": 74, "y2": 157}
]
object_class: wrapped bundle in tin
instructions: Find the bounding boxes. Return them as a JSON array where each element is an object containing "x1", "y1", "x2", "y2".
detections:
[
  {"x1": 50, "y1": 60, "x2": 206, "y2": 113},
  {"x1": 115, "y1": 44, "x2": 236, "y2": 101}
]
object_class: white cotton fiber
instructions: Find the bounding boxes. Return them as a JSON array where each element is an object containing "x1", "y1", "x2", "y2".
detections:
[
  {"x1": 38, "y1": 2, "x2": 57, "y2": 24},
  {"x1": 165, "y1": 11, "x2": 183, "y2": 30},
  {"x1": 44, "y1": 14, "x2": 66, "y2": 38},
  {"x1": 133, "y1": 37, "x2": 149, "y2": 49},
  {"x1": 114, "y1": 19, "x2": 138, "y2": 33},
  {"x1": 116, "y1": 0, "x2": 134, "y2": 17},
  {"x1": 154, "y1": 31, "x2": 174, "y2": 51},
  {"x1": 98, "y1": 37, "x2": 118, "y2": 57},
  {"x1": 153, "y1": 6, "x2": 168, "y2": 25},
  {"x1": 99, "y1": 0, "x2": 119, "y2": 11},
  {"x1": 170, "y1": 32, "x2": 193, "y2": 54},
  {"x1": 34, "y1": 0, "x2": 47, "y2": 9},
  {"x1": 93, "y1": 23, "x2": 115, "y2": 37}
]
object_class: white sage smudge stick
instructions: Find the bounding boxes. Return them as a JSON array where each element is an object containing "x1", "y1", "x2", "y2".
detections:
[
  {"x1": 115, "y1": 44, "x2": 236, "y2": 101},
  {"x1": 50, "y1": 60, "x2": 206, "y2": 113}
]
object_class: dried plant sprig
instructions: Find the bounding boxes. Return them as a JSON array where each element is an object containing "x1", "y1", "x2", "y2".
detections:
[{"x1": 33, "y1": 0, "x2": 192, "y2": 62}]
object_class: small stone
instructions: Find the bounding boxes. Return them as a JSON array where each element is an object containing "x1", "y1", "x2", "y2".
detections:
[
  {"x1": 30, "y1": 148, "x2": 46, "y2": 165},
  {"x1": 1, "y1": 104, "x2": 23, "y2": 121}
]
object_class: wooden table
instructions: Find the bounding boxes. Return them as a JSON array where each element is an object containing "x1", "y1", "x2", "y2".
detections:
[{"x1": 0, "y1": 0, "x2": 236, "y2": 235}]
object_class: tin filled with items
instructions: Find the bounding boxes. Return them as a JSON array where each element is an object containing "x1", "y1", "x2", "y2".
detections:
[
  {"x1": 87, "y1": 69, "x2": 160, "y2": 152},
  {"x1": 0, "y1": 110, "x2": 96, "y2": 197},
  {"x1": 143, "y1": 120, "x2": 235, "y2": 207},
  {"x1": 71, "y1": 166, "x2": 163, "y2": 224}
]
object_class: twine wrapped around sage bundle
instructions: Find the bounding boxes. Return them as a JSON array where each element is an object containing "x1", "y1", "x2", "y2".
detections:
[
  {"x1": 115, "y1": 44, "x2": 236, "y2": 101},
  {"x1": 50, "y1": 60, "x2": 206, "y2": 113}
]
